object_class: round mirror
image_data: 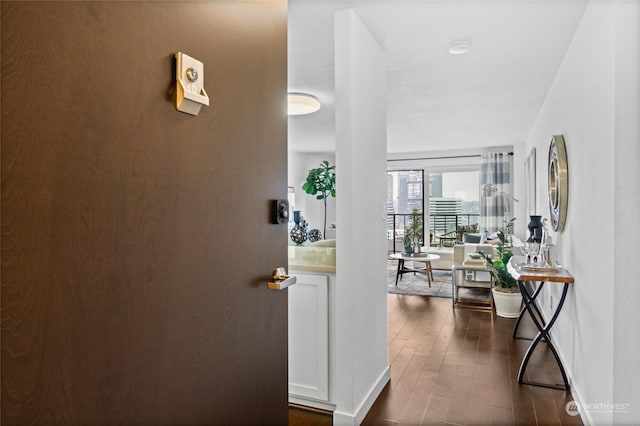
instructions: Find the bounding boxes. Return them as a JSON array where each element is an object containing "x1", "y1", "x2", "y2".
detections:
[
  {"x1": 548, "y1": 157, "x2": 559, "y2": 209},
  {"x1": 548, "y1": 135, "x2": 568, "y2": 231}
]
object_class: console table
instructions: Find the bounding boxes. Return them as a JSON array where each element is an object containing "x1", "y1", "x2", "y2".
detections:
[{"x1": 507, "y1": 258, "x2": 574, "y2": 391}]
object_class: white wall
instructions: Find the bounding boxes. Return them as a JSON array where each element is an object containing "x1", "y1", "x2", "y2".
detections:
[
  {"x1": 612, "y1": 2, "x2": 640, "y2": 424},
  {"x1": 525, "y1": 2, "x2": 639, "y2": 424},
  {"x1": 334, "y1": 9, "x2": 389, "y2": 425},
  {"x1": 288, "y1": 151, "x2": 337, "y2": 239}
]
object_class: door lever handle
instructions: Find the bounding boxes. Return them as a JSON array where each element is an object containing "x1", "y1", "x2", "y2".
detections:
[{"x1": 268, "y1": 267, "x2": 297, "y2": 290}]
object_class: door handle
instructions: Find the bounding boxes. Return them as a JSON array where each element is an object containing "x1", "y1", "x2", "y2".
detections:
[{"x1": 268, "y1": 267, "x2": 297, "y2": 290}]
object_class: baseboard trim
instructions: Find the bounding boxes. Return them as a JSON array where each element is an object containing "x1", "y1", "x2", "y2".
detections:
[
  {"x1": 333, "y1": 366, "x2": 391, "y2": 426},
  {"x1": 288, "y1": 395, "x2": 336, "y2": 412},
  {"x1": 289, "y1": 402, "x2": 333, "y2": 416}
]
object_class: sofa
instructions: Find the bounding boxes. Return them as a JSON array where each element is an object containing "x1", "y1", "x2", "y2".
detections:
[
  {"x1": 453, "y1": 243, "x2": 497, "y2": 265},
  {"x1": 425, "y1": 246, "x2": 455, "y2": 270},
  {"x1": 426, "y1": 243, "x2": 498, "y2": 271}
]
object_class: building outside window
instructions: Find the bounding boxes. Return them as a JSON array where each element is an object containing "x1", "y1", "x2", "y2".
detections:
[
  {"x1": 387, "y1": 169, "x2": 480, "y2": 249},
  {"x1": 386, "y1": 170, "x2": 424, "y2": 246},
  {"x1": 428, "y1": 171, "x2": 480, "y2": 245}
]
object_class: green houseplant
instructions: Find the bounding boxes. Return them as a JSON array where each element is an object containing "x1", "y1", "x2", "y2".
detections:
[
  {"x1": 302, "y1": 160, "x2": 336, "y2": 239},
  {"x1": 403, "y1": 208, "x2": 423, "y2": 253},
  {"x1": 479, "y1": 231, "x2": 518, "y2": 292},
  {"x1": 479, "y1": 230, "x2": 522, "y2": 318}
]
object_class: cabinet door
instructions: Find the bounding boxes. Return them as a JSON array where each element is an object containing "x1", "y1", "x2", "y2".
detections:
[{"x1": 288, "y1": 274, "x2": 329, "y2": 401}]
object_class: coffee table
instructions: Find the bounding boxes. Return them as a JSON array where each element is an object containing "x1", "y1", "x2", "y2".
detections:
[{"x1": 389, "y1": 253, "x2": 440, "y2": 287}]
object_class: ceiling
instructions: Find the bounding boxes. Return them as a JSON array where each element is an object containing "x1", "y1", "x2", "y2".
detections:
[{"x1": 288, "y1": 0, "x2": 588, "y2": 154}]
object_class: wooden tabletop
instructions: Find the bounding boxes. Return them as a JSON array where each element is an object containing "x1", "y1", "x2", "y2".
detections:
[{"x1": 507, "y1": 257, "x2": 574, "y2": 283}]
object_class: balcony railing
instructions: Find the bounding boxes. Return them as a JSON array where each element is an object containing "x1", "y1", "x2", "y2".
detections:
[{"x1": 387, "y1": 213, "x2": 480, "y2": 253}]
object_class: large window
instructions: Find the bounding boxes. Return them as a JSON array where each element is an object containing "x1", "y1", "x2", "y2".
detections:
[
  {"x1": 428, "y1": 170, "x2": 480, "y2": 245},
  {"x1": 386, "y1": 170, "x2": 424, "y2": 251}
]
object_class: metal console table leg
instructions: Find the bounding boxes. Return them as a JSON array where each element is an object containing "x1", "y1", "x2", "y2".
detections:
[
  {"x1": 513, "y1": 280, "x2": 546, "y2": 340},
  {"x1": 516, "y1": 279, "x2": 571, "y2": 391},
  {"x1": 507, "y1": 259, "x2": 574, "y2": 392}
]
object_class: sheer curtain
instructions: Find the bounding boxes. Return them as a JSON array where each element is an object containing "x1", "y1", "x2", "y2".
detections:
[{"x1": 480, "y1": 152, "x2": 514, "y2": 235}]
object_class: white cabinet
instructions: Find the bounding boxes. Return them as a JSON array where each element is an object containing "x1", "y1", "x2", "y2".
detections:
[{"x1": 288, "y1": 272, "x2": 331, "y2": 406}]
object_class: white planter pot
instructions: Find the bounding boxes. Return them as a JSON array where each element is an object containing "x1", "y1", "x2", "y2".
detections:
[{"x1": 492, "y1": 288, "x2": 522, "y2": 318}]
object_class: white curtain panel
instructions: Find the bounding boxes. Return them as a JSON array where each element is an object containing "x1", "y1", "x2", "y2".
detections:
[{"x1": 480, "y1": 152, "x2": 513, "y2": 234}]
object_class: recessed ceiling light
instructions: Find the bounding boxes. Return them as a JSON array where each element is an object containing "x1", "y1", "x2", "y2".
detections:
[
  {"x1": 448, "y1": 41, "x2": 472, "y2": 55},
  {"x1": 288, "y1": 93, "x2": 321, "y2": 115}
]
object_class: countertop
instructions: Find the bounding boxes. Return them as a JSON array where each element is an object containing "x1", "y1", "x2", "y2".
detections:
[{"x1": 288, "y1": 245, "x2": 336, "y2": 273}]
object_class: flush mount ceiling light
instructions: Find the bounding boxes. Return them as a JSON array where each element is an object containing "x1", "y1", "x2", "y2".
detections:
[
  {"x1": 288, "y1": 93, "x2": 321, "y2": 115},
  {"x1": 448, "y1": 41, "x2": 472, "y2": 55}
]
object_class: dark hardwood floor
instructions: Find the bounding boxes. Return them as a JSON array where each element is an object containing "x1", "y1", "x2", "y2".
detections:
[
  {"x1": 289, "y1": 404, "x2": 333, "y2": 426},
  {"x1": 290, "y1": 294, "x2": 583, "y2": 426}
]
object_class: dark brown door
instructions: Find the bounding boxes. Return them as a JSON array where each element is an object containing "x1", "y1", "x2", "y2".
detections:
[{"x1": 1, "y1": 2, "x2": 288, "y2": 424}]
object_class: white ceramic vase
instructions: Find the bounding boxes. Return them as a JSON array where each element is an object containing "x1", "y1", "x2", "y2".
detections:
[{"x1": 492, "y1": 288, "x2": 522, "y2": 318}]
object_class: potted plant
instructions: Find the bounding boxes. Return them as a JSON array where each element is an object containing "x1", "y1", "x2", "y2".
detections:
[
  {"x1": 403, "y1": 208, "x2": 423, "y2": 253},
  {"x1": 403, "y1": 234, "x2": 414, "y2": 254},
  {"x1": 479, "y1": 230, "x2": 522, "y2": 318},
  {"x1": 302, "y1": 160, "x2": 336, "y2": 239}
]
